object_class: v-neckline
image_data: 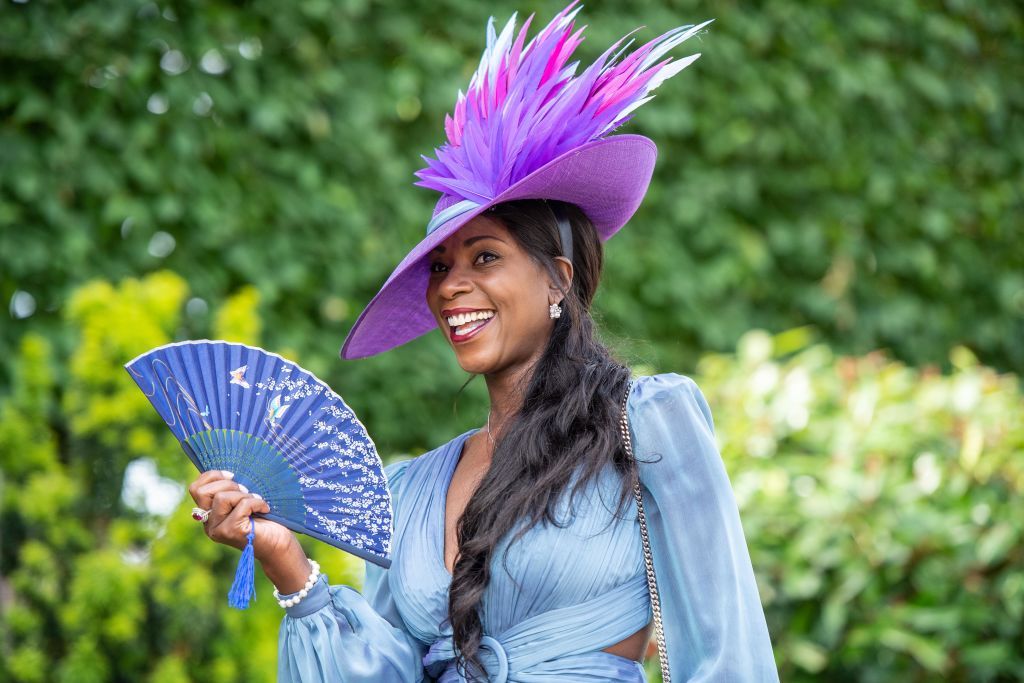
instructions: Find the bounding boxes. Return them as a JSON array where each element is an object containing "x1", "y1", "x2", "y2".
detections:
[{"x1": 436, "y1": 428, "x2": 480, "y2": 580}]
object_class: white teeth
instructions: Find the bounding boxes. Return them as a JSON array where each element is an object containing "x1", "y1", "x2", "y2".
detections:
[
  {"x1": 446, "y1": 310, "x2": 495, "y2": 327},
  {"x1": 455, "y1": 321, "x2": 486, "y2": 335}
]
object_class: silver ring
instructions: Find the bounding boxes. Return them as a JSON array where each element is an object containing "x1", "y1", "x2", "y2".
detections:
[{"x1": 191, "y1": 506, "x2": 211, "y2": 523}]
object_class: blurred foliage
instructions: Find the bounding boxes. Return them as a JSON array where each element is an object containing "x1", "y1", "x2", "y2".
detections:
[
  {"x1": 0, "y1": 271, "x2": 363, "y2": 683},
  {"x1": 1, "y1": 271, "x2": 1021, "y2": 680},
  {"x1": 1, "y1": 0, "x2": 1022, "y2": 680},
  {"x1": 699, "y1": 327, "x2": 1024, "y2": 682},
  {"x1": 1, "y1": 0, "x2": 1022, "y2": 437}
]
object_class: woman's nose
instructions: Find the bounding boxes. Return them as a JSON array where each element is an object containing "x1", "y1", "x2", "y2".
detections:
[{"x1": 437, "y1": 261, "x2": 473, "y2": 299}]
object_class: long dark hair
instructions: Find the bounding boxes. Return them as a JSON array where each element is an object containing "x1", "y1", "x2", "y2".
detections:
[{"x1": 447, "y1": 198, "x2": 635, "y2": 680}]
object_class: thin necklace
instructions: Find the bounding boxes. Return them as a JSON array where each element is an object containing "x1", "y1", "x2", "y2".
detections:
[{"x1": 486, "y1": 410, "x2": 496, "y2": 447}]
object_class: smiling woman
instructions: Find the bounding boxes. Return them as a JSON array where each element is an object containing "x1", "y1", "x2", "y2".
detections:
[
  {"x1": 420, "y1": 196, "x2": 671, "y2": 674},
  {"x1": 187, "y1": 2, "x2": 778, "y2": 681}
]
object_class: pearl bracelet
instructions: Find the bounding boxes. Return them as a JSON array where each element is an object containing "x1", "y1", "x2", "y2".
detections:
[{"x1": 273, "y1": 559, "x2": 321, "y2": 609}]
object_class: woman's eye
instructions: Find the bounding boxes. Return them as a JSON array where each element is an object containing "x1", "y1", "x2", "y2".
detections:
[{"x1": 430, "y1": 252, "x2": 496, "y2": 273}]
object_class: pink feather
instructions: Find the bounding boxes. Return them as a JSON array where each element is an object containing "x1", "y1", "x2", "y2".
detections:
[{"x1": 414, "y1": 2, "x2": 714, "y2": 202}]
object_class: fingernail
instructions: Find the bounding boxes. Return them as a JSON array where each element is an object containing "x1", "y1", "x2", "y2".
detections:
[
  {"x1": 222, "y1": 470, "x2": 234, "y2": 479},
  {"x1": 252, "y1": 492, "x2": 262, "y2": 500},
  {"x1": 239, "y1": 484, "x2": 249, "y2": 494}
]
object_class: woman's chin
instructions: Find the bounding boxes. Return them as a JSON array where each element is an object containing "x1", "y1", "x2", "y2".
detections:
[
  {"x1": 450, "y1": 346, "x2": 500, "y2": 375},
  {"x1": 454, "y1": 355, "x2": 495, "y2": 375}
]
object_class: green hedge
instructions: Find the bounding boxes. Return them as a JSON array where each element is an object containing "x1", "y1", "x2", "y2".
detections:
[
  {"x1": 2, "y1": 0, "x2": 1022, "y2": 411},
  {"x1": 700, "y1": 329, "x2": 1023, "y2": 681},
  {"x1": 1, "y1": 271, "x2": 1021, "y2": 680}
]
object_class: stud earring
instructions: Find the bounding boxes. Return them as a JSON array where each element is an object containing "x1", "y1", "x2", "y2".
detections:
[{"x1": 549, "y1": 302, "x2": 562, "y2": 319}]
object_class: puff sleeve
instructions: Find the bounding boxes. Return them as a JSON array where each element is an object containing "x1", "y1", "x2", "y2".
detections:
[
  {"x1": 277, "y1": 459, "x2": 426, "y2": 682},
  {"x1": 628, "y1": 373, "x2": 778, "y2": 682}
]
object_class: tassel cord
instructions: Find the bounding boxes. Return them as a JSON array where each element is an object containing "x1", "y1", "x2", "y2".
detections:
[{"x1": 228, "y1": 515, "x2": 257, "y2": 609}]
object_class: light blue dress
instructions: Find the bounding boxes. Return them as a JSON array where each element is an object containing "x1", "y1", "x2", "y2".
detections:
[{"x1": 277, "y1": 373, "x2": 778, "y2": 681}]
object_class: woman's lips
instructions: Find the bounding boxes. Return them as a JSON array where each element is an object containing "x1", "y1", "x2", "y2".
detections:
[{"x1": 449, "y1": 315, "x2": 495, "y2": 343}]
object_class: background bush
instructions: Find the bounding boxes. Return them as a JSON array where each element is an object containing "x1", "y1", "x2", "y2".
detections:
[
  {"x1": 2, "y1": 0, "x2": 1022, "y2": 417},
  {"x1": 1, "y1": 272, "x2": 1021, "y2": 681},
  {"x1": 699, "y1": 329, "x2": 1023, "y2": 682}
]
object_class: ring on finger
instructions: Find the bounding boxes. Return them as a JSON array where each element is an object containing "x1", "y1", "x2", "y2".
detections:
[{"x1": 191, "y1": 506, "x2": 212, "y2": 523}]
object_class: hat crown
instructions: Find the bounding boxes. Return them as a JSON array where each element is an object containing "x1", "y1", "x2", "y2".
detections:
[{"x1": 414, "y1": 1, "x2": 713, "y2": 207}]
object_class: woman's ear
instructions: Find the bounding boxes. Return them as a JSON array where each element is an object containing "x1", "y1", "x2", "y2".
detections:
[{"x1": 548, "y1": 256, "x2": 573, "y2": 303}]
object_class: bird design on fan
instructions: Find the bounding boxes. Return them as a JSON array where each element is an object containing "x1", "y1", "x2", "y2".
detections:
[
  {"x1": 124, "y1": 340, "x2": 392, "y2": 609},
  {"x1": 229, "y1": 365, "x2": 251, "y2": 389}
]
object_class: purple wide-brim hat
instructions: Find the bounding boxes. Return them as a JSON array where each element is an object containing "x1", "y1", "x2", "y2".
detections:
[{"x1": 339, "y1": 134, "x2": 656, "y2": 360}]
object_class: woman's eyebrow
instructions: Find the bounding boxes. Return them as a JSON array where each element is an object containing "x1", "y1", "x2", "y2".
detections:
[{"x1": 430, "y1": 234, "x2": 506, "y2": 254}]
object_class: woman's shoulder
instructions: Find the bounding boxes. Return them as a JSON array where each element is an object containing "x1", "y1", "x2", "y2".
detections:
[
  {"x1": 627, "y1": 372, "x2": 715, "y2": 436},
  {"x1": 381, "y1": 428, "x2": 476, "y2": 497},
  {"x1": 381, "y1": 429, "x2": 475, "y2": 527},
  {"x1": 382, "y1": 457, "x2": 415, "y2": 491},
  {"x1": 629, "y1": 371, "x2": 701, "y2": 397}
]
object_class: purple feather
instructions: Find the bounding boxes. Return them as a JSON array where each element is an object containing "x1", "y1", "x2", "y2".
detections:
[{"x1": 414, "y1": 1, "x2": 713, "y2": 203}]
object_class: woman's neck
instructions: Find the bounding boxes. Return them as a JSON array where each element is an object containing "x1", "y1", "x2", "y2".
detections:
[{"x1": 483, "y1": 356, "x2": 539, "y2": 435}]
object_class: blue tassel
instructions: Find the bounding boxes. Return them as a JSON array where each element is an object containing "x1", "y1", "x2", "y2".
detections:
[{"x1": 228, "y1": 516, "x2": 257, "y2": 609}]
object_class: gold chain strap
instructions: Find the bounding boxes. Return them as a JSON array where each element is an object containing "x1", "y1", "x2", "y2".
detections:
[{"x1": 619, "y1": 379, "x2": 671, "y2": 682}]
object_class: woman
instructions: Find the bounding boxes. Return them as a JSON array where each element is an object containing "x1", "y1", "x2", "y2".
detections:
[{"x1": 188, "y1": 4, "x2": 778, "y2": 681}]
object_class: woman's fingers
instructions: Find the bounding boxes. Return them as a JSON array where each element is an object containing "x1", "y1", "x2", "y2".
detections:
[
  {"x1": 206, "y1": 491, "x2": 270, "y2": 549},
  {"x1": 187, "y1": 469, "x2": 236, "y2": 506},
  {"x1": 187, "y1": 470, "x2": 288, "y2": 555},
  {"x1": 194, "y1": 478, "x2": 248, "y2": 510},
  {"x1": 205, "y1": 489, "x2": 247, "y2": 534},
  {"x1": 225, "y1": 494, "x2": 271, "y2": 529}
]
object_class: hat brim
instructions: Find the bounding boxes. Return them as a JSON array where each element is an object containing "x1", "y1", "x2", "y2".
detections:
[{"x1": 339, "y1": 134, "x2": 657, "y2": 360}]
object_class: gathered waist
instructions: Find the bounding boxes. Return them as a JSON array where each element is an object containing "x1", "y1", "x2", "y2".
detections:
[
  {"x1": 427, "y1": 645, "x2": 645, "y2": 683},
  {"x1": 422, "y1": 574, "x2": 650, "y2": 682}
]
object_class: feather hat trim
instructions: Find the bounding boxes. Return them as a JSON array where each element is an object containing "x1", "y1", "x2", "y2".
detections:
[{"x1": 414, "y1": 1, "x2": 712, "y2": 227}]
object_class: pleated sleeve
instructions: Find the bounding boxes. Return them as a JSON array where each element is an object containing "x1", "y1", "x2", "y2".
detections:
[
  {"x1": 628, "y1": 373, "x2": 779, "y2": 682},
  {"x1": 277, "y1": 459, "x2": 426, "y2": 682}
]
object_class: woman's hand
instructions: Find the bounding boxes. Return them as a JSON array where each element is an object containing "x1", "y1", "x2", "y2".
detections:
[
  {"x1": 188, "y1": 470, "x2": 319, "y2": 594},
  {"x1": 187, "y1": 469, "x2": 293, "y2": 562}
]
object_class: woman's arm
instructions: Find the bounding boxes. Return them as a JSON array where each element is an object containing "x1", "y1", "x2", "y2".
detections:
[
  {"x1": 186, "y1": 439, "x2": 426, "y2": 682},
  {"x1": 261, "y1": 535, "x2": 315, "y2": 594},
  {"x1": 629, "y1": 373, "x2": 779, "y2": 682},
  {"x1": 275, "y1": 458, "x2": 426, "y2": 683}
]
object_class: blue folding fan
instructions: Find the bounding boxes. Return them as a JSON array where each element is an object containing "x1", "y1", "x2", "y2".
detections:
[{"x1": 124, "y1": 339, "x2": 392, "y2": 608}]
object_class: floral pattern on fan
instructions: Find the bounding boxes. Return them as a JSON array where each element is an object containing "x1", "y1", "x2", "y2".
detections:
[{"x1": 124, "y1": 339, "x2": 392, "y2": 568}]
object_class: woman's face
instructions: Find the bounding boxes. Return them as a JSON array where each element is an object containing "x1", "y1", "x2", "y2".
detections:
[{"x1": 425, "y1": 214, "x2": 567, "y2": 376}]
